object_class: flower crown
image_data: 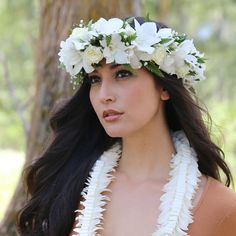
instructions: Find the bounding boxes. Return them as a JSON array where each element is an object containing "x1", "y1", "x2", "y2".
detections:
[{"x1": 58, "y1": 17, "x2": 206, "y2": 89}]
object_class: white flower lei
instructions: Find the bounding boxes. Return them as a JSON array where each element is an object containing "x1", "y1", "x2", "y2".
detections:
[
  {"x1": 72, "y1": 130, "x2": 202, "y2": 236},
  {"x1": 58, "y1": 17, "x2": 206, "y2": 90}
]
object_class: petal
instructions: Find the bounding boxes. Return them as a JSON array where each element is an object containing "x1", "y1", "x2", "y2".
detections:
[
  {"x1": 157, "y1": 28, "x2": 173, "y2": 38},
  {"x1": 83, "y1": 61, "x2": 94, "y2": 73},
  {"x1": 114, "y1": 50, "x2": 129, "y2": 64}
]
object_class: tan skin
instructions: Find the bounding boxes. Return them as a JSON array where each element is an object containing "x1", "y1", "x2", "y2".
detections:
[{"x1": 69, "y1": 62, "x2": 208, "y2": 236}]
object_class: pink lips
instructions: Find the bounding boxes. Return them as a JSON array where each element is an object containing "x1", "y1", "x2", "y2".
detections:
[{"x1": 103, "y1": 109, "x2": 124, "y2": 121}]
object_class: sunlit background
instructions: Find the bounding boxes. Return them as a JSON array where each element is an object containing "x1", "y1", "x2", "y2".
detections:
[{"x1": 0, "y1": 0, "x2": 236, "y2": 226}]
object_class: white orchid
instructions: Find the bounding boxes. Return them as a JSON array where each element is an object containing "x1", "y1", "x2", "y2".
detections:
[
  {"x1": 58, "y1": 38, "x2": 84, "y2": 76},
  {"x1": 101, "y1": 34, "x2": 129, "y2": 64},
  {"x1": 157, "y1": 28, "x2": 173, "y2": 39},
  {"x1": 131, "y1": 19, "x2": 161, "y2": 54},
  {"x1": 69, "y1": 27, "x2": 96, "y2": 50},
  {"x1": 92, "y1": 18, "x2": 123, "y2": 36}
]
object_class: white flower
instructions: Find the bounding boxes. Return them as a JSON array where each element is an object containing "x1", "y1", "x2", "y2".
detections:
[
  {"x1": 176, "y1": 64, "x2": 190, "y2": 78},
  {"x1": 58, "y1": 17, "x2": 206, "y2": 89},
  {"x1": 151, "y1": 46, "x2": 168, "y2": 66},
  {"x1": 58, "y1": 39, "x2": 96, "y2": 75},
  {"x1": 157, "y1": 28, "x2": 173, "y2": 39},
  {"x1": 69, "y1": 27, "x2": 96, "y2": 50},
  {"x1": 119, "y1": 23, "x2": 136, "y2": 36},
  {"x1": 92, "y1": 18, "x2": 123, "y2": 36},
  {"x1": 174, "y1": 39, "x2": 198, "y2": 66},
  {"x1": 101, "y1": 34, "x2": 129, "y2": 64},
  {"x1": 126, "y1": 47, "x2": 142, "y2": 68},
  {"x1": 159, "y1": 54, "x2": 175, "y2": 75},
  {"x1": 70, "y1": 27, "x2": 95, "y2": 42},
  {"x1": 84, "y1": 46, "x2": 103, "y2": 64},
  {"x1": 131, "y1": 19, "x2": 161, "y2": 54},
  {"x1": 58, "y1": 38, "x2": 83, "y2": 76}
]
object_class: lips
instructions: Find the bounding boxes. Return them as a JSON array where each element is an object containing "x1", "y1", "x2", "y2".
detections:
[{"x1": 103, "y1": 109, "x2": 124, "y2": 118}]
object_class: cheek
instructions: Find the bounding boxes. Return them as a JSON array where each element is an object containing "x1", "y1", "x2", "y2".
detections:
[
  {"x1": 123, "y1": 86, "x2": 160, "y2": 129},
  {"x1": 89, "y1": 90, "x2": 98, "y2": 113},
  {"x1": 127, "y1": 84, "x2": 160, "y2": 114}
]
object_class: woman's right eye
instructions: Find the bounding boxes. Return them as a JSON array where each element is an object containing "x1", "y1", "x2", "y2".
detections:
[{"x1": 88, "y1": 76, "x2": 101, "y2": 85}]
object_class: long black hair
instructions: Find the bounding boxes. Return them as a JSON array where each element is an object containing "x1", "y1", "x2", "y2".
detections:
[{"x1": 17, "y1": 17, "x2": 233, "y2": 236}]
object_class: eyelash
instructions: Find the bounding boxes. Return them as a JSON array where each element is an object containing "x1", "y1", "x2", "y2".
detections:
[{"x1": 89, "y1": 69, "x2": 133, "y2": 85}]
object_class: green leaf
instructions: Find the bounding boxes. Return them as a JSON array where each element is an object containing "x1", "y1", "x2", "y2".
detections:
[
  {"x1": 145, "y1": 62, "x2": 164, "y2": 78},
  {"x1": 144, "y1": 13, "x2": 150, "y2": 22},
  {"x1": 126, "y1": 33, "x2": 137, "y2": 43},
  {"x1": 124, "y1": 64, "x2": 136, "y2": 75},
  {"x1": 106, "y1": 35, "x2": 112, "y2": 46},
  {"x1": 188, "y1": 70, "x2": 197, "y2": 76},
  {"x1": 160, "y1": 38, "x2": 172, "y2": 44},
  {"x1": 197, "y1": 57, "x2": 206, "y2": 64},
  {"x1": 58, "y1": 63, "x2": 66, "y2": 69},
  {"x1": 175, "y1": 34, "x2": 187, "y2": 43},
  {"x1": 125, "y1": 17, "x2": 134, "y2": 25},
  {"x1": 87, "y1": 19, "x2": 93, "y2": 30}
]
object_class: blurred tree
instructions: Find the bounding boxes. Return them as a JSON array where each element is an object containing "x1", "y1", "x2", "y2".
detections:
[{"x1": 0, "y1": 0, "x2": 140, "y2": 235}]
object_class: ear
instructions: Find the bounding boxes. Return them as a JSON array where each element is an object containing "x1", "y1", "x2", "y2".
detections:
[{"x1": 160, "y1": 87, "x2": 170, "y2": 101}]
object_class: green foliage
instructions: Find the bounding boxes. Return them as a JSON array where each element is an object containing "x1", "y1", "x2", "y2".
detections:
[{"x1": 0, "y1": 0, "x2": 38, "y2": 150}]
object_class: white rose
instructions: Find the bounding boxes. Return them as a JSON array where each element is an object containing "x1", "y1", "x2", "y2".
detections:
[
  {"x1": 175, "y1": 64, "x2": 190, "y2": 78},
  {"x1": 84, "y1": 46, "x2": 103, "y2": 64},
  {"x1": 159, "y1": 55, "x2": 175, "y2": 74},
  {"x1": 151, "y1": 46, "x2": 167, "y2": 66}
]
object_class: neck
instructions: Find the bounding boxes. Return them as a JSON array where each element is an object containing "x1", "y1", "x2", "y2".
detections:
[{"x1": 117, "y1": 119, "x2": 176, "y2": 182}]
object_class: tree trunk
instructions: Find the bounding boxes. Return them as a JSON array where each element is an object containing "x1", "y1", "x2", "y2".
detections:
[{"x1": 0, "y1": 0, "x2": 140, "y2": 235}]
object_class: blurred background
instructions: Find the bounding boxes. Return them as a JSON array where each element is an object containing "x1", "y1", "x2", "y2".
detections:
[{"x1": 0, "y1": 0, "x2": 236, "y2": 235}]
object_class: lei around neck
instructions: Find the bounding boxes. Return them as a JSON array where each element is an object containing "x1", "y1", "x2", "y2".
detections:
[
  {"x1": 58, "y1": 17, "x2": 206, "y2": 90},
  {"x1": 72, "y1": 130, "x2": 202, "y2": 236}
]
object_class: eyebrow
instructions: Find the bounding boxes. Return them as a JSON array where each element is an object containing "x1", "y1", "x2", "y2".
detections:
[{"x1": 92, "y1": 63, "x2": 121, "y2": 73}]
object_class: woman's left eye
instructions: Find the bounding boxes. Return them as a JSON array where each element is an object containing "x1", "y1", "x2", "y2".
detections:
[{"x1": 116, "y1": 70, "x2": 133, "y2": 79}]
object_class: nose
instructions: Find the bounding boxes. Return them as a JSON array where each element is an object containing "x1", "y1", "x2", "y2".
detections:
[{"x1": 99, "y1": 80, "x2": 116, "y2": 104}]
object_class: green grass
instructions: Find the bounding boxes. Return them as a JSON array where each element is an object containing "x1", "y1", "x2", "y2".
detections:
[{"x1": 0, "y1": 149, "x2": 25, "y2": 221}]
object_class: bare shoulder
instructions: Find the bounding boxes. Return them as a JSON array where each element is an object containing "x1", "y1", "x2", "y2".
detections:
[
  {"x1": 198, "y1": 175, "x2": 236, "y2": 217},
  {"x1": 209, "y1": 176, "x2": 236, "y2": 202},
  {"x1": 210, "y1": 178, "x2": 236, "y2": 236},
  {"x1": 189, "y1": 176, "x2": 236, "y2": 236}
]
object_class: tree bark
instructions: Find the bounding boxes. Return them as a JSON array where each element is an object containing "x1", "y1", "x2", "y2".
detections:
[{"x1": 0, "y1": 0, "x2": 140, "y2": 235}]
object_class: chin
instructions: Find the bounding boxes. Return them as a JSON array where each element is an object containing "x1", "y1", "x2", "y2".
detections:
[{"x1": 104, "y1": 127, "x2": 136, "y2": 138}]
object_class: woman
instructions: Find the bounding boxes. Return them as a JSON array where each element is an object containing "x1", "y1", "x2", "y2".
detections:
[{"x1": 17, "y1": 17, "x2": 236, "y2": 236}]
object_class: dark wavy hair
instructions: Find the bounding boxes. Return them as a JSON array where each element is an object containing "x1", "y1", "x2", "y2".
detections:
[{"x1": 17, "y1": 16, "x2": 233, "y2": 236}]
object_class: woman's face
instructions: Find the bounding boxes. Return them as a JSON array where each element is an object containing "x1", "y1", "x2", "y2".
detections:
[{"x1": 89, "y1": 62, "x2": 169, "y2": 138}]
